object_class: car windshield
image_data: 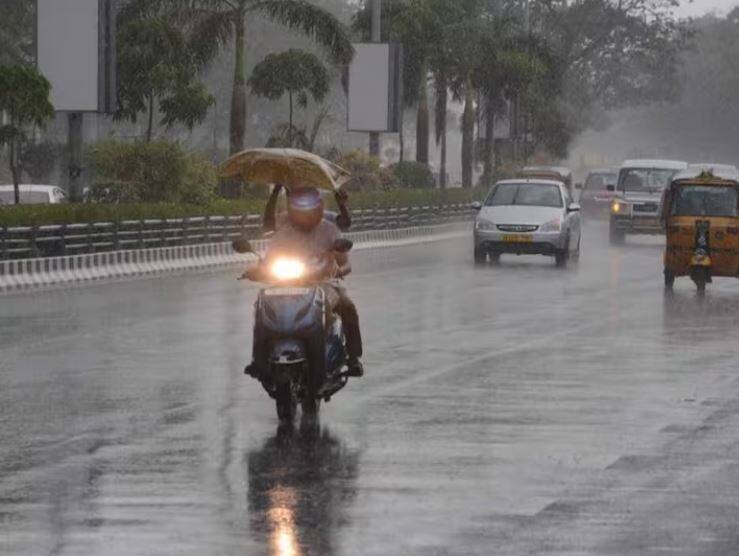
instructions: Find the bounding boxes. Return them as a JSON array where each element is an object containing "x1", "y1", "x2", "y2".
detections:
[
  {"x1": 486, "y1": 183, "x2": 563, "y2": 208},
  {"x1": 671, "y1": 186, "x2": 738, "y2": 217},
  {"x1": 618, "y1": 168, "x2": 677, "y2": 193},
  {"x1": 585, "y1": 173, "x2": 617, "y2": 191}
]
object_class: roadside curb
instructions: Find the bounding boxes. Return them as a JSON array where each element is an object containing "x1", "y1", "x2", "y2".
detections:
[{"x1": 0, "y1": 223, "x2": 469, "y2": 296}]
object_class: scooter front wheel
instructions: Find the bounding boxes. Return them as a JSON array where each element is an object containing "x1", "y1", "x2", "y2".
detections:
[
  {"x1": 301, "y1": 397, "x2": 321, "y2": 416},
  {"x1": 275, "y1": 383, "x2": 297, "y2": 422}
]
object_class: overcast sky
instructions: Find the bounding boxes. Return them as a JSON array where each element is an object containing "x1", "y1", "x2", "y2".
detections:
[{"x1": 677, "y1": 0, "x2": 738, "y2": 17}]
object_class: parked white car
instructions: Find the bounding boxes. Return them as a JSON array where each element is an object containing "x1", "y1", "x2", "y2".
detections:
[
  {"x1": 473, "y1": 179, "x2": 582, "y2": 267},
  {"x1": 0, "y1": 184, "x2": 67, "y2": 205}
]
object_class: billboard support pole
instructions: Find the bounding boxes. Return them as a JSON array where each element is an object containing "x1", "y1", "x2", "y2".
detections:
[
  {"x1": 369, "y1": 0, "x2": 381, "y2": 158},
  {"x1": 67, "y1": 113, "x2": 84, "y2": 202}
]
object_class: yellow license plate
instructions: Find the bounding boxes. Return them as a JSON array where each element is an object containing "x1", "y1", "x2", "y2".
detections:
[{"x1": 502, "y1": 234, "x2": 533, "y2": 243}]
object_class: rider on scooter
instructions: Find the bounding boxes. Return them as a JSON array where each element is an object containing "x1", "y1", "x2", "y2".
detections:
[{"x1": 244, "y1": 187, "x2": 364, "y2": 379}]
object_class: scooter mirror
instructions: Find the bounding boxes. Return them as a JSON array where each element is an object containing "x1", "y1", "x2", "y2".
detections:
[
  {"x1": 332, "y1": 238, "x2": 354, "y2": 253},
  {"x1": 232, "y1": 238, "x2": 254, "y2": 254}
]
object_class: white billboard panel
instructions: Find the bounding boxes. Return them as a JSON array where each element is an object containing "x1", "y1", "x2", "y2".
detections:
[
  {"x1": 38, "y1": 0, "x2": 100, "y2": 112},
  {"x1": 348, "y1": 43, "x2": 401, "y2": 133}
]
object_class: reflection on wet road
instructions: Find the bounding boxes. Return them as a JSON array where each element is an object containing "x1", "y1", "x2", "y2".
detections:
[{"x1": 3, "y1": 222, "x2": 739, "y2": 555}]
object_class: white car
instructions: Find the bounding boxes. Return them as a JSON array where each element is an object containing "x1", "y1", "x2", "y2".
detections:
[
  {"x1": 473, "y1": 179, "x2": 582, "y2": 267},
  {"x1": 0, "y1": 184, "x2": 67, "y2": 205}
]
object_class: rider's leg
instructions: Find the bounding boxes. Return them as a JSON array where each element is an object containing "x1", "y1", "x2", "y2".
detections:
[
  {"x1": 245, "y1": 312, "x2": 267, "y2": 379},
  {"x1": 335, "y1": 287, "x2": 364, "y2": 376}
]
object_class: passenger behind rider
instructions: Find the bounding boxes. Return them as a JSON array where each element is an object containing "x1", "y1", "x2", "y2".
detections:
[{"x1": 244, "y1": 186, "x2": 364, "y2": 378}]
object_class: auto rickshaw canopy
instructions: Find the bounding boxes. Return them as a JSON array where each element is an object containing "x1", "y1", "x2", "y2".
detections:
[{"x1": 219, "y1": 148, "x2": 351, "y2": 191}]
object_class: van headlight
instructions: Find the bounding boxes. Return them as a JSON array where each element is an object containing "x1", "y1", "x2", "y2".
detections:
[{"x1": 475, "y1": 220, "x2": 495, "y2": 231}]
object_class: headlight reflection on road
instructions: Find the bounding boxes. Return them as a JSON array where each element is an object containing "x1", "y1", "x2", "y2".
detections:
[{"x1": 268, "y1": 486, "x2": 301, "y2": 556}]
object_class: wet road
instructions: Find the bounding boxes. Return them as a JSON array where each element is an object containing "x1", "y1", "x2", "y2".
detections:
[{"x1": 2, "y1": 222, "x2": 739, "y2": 555}]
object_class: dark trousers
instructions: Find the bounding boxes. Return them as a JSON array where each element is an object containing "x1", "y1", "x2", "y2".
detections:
[{"x1": 334, "y1": 286, "x2": 363, "y2": 359}]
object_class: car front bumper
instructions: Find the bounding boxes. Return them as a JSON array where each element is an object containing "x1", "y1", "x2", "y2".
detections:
[
  {"x1": 474, "y1": 229, "x2": 568, "y2": 255},
  {"x1": 611, "y1": 214, "x2": 662, "y2": 234}
]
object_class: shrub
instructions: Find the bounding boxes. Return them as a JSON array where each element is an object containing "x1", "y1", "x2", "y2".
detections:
[
  {"x1": 0, "y1": 187, "x2": 484, "y2": 227},
  {"x1": 87, "y1": 140, "x2": 216, "y2": 204},
  {"x1": 393, "y1": 161, "x2": 435, "y2": 189},
  {"x1": 337, "y1": 150, "x2": 388, "y2": 192}
]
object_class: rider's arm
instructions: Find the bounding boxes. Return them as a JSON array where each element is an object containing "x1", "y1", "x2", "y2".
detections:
[
  {"x1": 334, "y1": 251, "x2": 352, "y2": 278},
  {"x1": 263, "y1": 184, "x2": 283, "y2": 232},
  {"x1": 242, "y1": 263, "x2": 266, "y2": 282},
  {"x1": 335, "y1": 189, "x2": 352, "y2": 231}
]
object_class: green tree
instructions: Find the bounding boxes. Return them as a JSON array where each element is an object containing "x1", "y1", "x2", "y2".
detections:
[
  {"x1": 115, "y1": 14, "x2": 215, "y2": 142},
  {"x1": 0, "y1": 0, "x2": 34, "y2": 65},
  {"x1": 125, "y1": 0, "x2": 353, "y2": 155},
  {"x1": 0, "y1": 65, "x2": 54, "y2": 205},
  {"x1": 248, "y1": 49, "x2": 330, "y2": 147}
]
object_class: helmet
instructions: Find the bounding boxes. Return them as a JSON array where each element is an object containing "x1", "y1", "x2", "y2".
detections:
[{"x1": 288, "y1": 187, "x2": 324, "y2": 231}]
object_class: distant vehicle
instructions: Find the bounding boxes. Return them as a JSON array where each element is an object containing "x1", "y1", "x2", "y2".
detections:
[
  {"x1": 0, "y1": 184, "x2": 67, "y2": 205},
  {"x1": 662, "y1": 167, "x2": 739, "y2": 294},
  {"x1": 521, "y1": 166, "x2": 574, "y2": 196},
  {"x1": 687, "y1": 163, "x2": 738, "y2": 174},
  {"x1": 609, "y1": 159, "x2": 688, "y2": 244},
  {"x1": 473, "y1": 179, "x2": 582, "y2": 267},
  {"x1": 577, "y1": 168, "x2": 618, "y2": 218}
]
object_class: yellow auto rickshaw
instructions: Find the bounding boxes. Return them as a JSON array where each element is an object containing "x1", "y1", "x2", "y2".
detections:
[{"x1": 662, "y1": 168, "x2": 739, "y2": 294}]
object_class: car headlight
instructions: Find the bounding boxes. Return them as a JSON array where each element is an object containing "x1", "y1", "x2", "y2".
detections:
[
  {"x1": 611, "y1": 200, "x2": 623, "y2": 214},
  {"x1": 475, "y1": 220, "x2": 495, "y2": 231},
  {"x1": 539, "y1": 218, "x2": 561, "y2": 233},
  {"x1": 271, "y1": 258, "x2": 306, "y2": 281}
]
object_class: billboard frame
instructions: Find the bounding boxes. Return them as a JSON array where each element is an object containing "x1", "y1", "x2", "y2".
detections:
[{"x1": 347, "y1": 42, "x2": 403, "y2": 134}]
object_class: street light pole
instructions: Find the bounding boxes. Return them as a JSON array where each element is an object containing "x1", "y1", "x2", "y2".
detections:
[{"x1": 369, "y1": 0, "x2": 381, "y2": 158}]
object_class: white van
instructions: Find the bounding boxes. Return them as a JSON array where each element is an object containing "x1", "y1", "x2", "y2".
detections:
[
  {"x1": 0, "y1": 184, "x2": 67, "y2": 205},
  {"x1": 609, "y1": 159, "x2": 688, "y2": 244}
]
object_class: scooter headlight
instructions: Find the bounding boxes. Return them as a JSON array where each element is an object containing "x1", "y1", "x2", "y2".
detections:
[{"x1": 271, "y1": 258, "x2": 306, "y2": 281}]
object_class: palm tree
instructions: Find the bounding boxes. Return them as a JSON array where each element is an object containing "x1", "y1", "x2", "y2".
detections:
[{"x1": 124, "y1": 0, "x2": 353, "y2": 155}]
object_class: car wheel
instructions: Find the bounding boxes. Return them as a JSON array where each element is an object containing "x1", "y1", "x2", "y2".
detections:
[
  {"x1": 489, "y1": 252, "x2": 501, "y2": 265},
  {"x1": 474, "y1": 245, "x2": 487, "y2": 265},
  {"x1": 571, "y1": 235, "x2": 581, "y2": 262}
]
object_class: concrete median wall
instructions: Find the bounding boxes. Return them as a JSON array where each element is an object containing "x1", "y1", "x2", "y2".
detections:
[{"x1": 0, "y1": 223, "x2": 468, "y2": 296}]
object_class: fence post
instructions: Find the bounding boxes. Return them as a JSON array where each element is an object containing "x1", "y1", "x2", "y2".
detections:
[
  {"x1": 30, "y1": 225, "x2": 39, "y2": 257},
  {"x1": 112, "y1": 221, "x2": 120, "y2": 251},
  {"x1": 0, "y1": 226, "x2": 6, "y2": 261},
  {"x1": 87, "y1": 222, "x2": 95, "y2": 253},
  {"x1": 160, "y1": 219, "x2": 167, "y2": 247},
  {"x1": 138, "y1": 220, "x2": 145, "y2": 249},
  {"x1": 204, "y1": 215, "x2": 210, "y2": 243},
  {"x1": 181, "y1": 217, "x2": 189, "y2": 246}
]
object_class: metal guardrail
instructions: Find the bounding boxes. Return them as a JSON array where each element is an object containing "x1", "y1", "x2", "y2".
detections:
[{"x1": 0, "y1": 204, "x2": 473, "y2": 260}]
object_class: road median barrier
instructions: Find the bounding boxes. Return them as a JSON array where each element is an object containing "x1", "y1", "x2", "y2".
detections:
[{"x1": 0, "y1": 222, "x2": 469, "y2": 295}]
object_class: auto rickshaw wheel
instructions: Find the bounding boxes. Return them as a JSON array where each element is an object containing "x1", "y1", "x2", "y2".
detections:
[
  {"x1": 691, "y1": 268, "x2": 709, "y2": 296},
  {"x1": 664, "y1": 269, "x2": 675, "y2": 289}
]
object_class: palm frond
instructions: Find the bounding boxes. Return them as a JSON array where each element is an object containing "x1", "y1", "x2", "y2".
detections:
[{"x1": 250, "y1": 0, "x2": 354, "y2": 66}]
